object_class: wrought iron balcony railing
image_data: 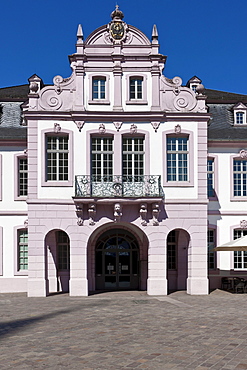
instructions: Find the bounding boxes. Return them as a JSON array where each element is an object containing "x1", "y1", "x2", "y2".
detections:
[{"x1": 75, "y1": 175, "x2": 163, "y2": 198}]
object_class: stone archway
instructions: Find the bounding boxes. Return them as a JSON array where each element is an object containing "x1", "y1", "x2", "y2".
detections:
[
  {"x1": 87, "y1": 222, "x2": 149, "y2": 292},
  {"x1": 45, "y1": 229, "x2": 70, "y2": 294}
]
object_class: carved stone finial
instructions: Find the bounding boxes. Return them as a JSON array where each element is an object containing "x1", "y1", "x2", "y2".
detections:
[
  {"x1": 29, "y1": 82, "x2": 39, "y2": 94},
  {"x1": 140, "y1": 203, "x2": 147, "y2": 226},
  {"x1": 196, "y1": 84, "x2": 205, "y2": 95},
  {"x1": 76, "y1": 204, "x2": 83, "y2": 226},
  {"x1": 175, "y1": 124, "x2": 181, "y2": 134},
  {"x1": 99, "y1": 123, "x2": 106, "y2": 134},
  {"x1": 240, "y1": 220, "x2": 247, "y2": 229},
  {"x1": 88, "y1": 204, "x2": 96, "y2": 226},
  {"x1": 77, "y1": 24, "x2": 84, "y2": 42},
  {"x1": 152, "y1": 24, "x2": 158, "y2": 40},
  {"x1": 130, "y1": 124, "x2": 137, "y2": 134},
  {"x1": 152, "y1": 203, "x2": 160, "y2": 226},
  {"x1": 54, "y1": 123, "x2": 61, "y2": 133},
  {"x1": 114, "y1": 203, "x2": 122, "y2": 222},
  {"x1": 111, "y1": 5, "x2": 124, "y2": 20}
]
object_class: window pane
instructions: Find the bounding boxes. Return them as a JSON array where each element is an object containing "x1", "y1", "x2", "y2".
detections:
[{"x1": 18, "y1": 230, "x2": 28, "y2": 270}]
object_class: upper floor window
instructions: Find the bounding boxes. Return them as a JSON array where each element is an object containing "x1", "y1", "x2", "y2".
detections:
[
  {"x1": 46, "y1": 135, "x2": 69, "y2": 181},
  {"x1": 236, "y1": 112, "x2": 244, "y2": 124},
  {"x1": 122, "y1": 137, "x2": 144, "y2": 181},
  {"x1": 130, "y1": 78, "x2": 143, "y2": 100},
  {"x1": 167, "y1": 137, "x2": 188, "y2": 182},
  {"x1": 93, "y1": 77, "x2": 106, "y2": 100},
  {"x1": 18, "y1": 229, "x2": 28, "y2": 271},
  {"x1": 234, "y1": 229, "x2": 247, "y2": 269},
  {"x1": 91, "y1": 137, "x2": 113, "y2": 181},
  {"x1": 208, "y1": 229, "x2": 216, "y2": 269},
  {"x1": 18, "y1": 157, "x2": 28, "y2": 196},
  {"x1": 207, "y1": 158, "x2": 215, "y2": 198},
  {"x1": 233, "y1": 159, "x2": 247, "y2": 197},
  {"x1": 191, "y1": 84, "x2": 197, "y2": 93},
  {"x1": 57, "y1": 230, "x2": 70, "y2": 271}
]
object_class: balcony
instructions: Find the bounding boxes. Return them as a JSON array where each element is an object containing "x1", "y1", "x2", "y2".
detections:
[{"x1": 75, "y1": 175, "x2": 163, "y2": 198}]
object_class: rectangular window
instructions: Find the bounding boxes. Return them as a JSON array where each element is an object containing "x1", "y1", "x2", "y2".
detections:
[
  {"x1": 207, "y1": 159, "x2": 215, "y2": 198},
  {"x1": 57, "y1": 231, "x2": 70, "y2": 270},
  {"x1": 18, "y1": 157, "x2": 28, "y2": 196},
  {"x1": 234, "y1": 229, "x2": 247, "y2": 269},
  {"x1": 130, "y1": 78, "x2": 143, "y2": 100},
  {"x1": 236, "y1": 112, "x2": 244, "y2": 124},
  {"x1": 167, "y1": 137, "x2": 188, "y2": 182},
  {"x1": 93, "y1": 78, "x2": 106, "y2": 100},
  {"x1": 46, "y1": 136, "x2": 69, "y2": 181},
  {"x1": 122, "y1": 137, "x2": 144, "y2": 181},
  {"x1": 167, "y1": 231, "x2": 176, "y2": 270},
  {"x1": 208, "y1": 229, "x2": 216, "y2": 269},
  {"x1": 233, "y1": 159, "x2": 247, "y2": 196},
  {"x1": 18, "y1": 229, "x2": 28, "y2": 270},
  {"x1": 91, "y1": 137, "x2": 113, "y2": 181}
]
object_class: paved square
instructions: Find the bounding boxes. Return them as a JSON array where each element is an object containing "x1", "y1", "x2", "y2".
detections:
[{"x1": 1, "y1": 290, "x2": 247, "y2": 369}]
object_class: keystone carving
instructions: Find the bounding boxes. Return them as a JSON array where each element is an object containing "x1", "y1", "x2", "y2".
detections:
[
  {"x1": 99, "y1": 123, "x2": 106, "y2": 134},
  {"x1": 151, "y1": 122, "x2": 160, "y2": 133},
  {"x1": 113, "y1": 121, "x2": 122, "y2": 132},
  {"x1": 114, "y1": 203, "x2": 122, "y2": 222},
  {"x1": 240, "y1": 220, "x2": 247, "y2": 229},
  {"x1": 175, "y1": 124, "x2": 181, "y2": 134},
  {"x1": 240, "y1": 150, "x2": 247, "y2": 159},
  {"x1": 75, "y1": 121, "x2": 85, "y2": 132},
  {"x1": 130, "y1": 124, "x2": 137, "y2": 134},
  {"x1": 24, "y1": 219, "x2": 28, "y2": 228},
  {"x1": 54, "y1": 123, "x2": 61, "y2": 133}
]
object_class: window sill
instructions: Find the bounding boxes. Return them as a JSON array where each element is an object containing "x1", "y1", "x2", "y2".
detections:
[
  {"x1": 231, "y1": 197, "x2": 247, "y2": 202},
  {"x1": 15, "y1": 196, "x2": 28, "y2": 201},
  {"x1": 42, "y1": 181, "x2": 73, "y2": 187},
  {"x1": 15, "y1": 270, "x2": 28, "y2": 276},
  {"x1": 163, "y1": 181, "x2": 194, "y2": 187},
  {"x1": 126, "y1": 100, "x2": 148, "y2": 105},
  {"x1": 88, "y1": 100, "x2": 110, "y2": 105}
]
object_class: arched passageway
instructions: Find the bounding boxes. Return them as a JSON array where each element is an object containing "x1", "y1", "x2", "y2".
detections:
[
  {"x1": 167, "y1": 229, "x2": 190, "y2": 292},
  {"x1": 45, "y1": 229, "x2": 70, "y2": 294}
]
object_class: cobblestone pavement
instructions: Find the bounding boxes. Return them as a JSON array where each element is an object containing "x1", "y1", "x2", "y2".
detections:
[{"x1": 1, "y1": 290, "x2": 247, "y2": 369}]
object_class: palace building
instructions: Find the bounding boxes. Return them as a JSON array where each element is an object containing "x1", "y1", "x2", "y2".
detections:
[{"x1": 1, "y1": 7, "x2": 247, "y2": 296}]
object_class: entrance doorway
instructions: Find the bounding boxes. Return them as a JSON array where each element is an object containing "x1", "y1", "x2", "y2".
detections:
[{"x1": 95, "y1": 229, "x2": 139, "y2": 290}]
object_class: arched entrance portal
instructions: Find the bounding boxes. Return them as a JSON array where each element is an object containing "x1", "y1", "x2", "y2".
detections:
[{"x1": 95, "y1": 229, "x2": 140, "y2": 290}]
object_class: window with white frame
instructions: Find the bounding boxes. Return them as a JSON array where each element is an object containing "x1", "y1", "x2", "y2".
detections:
[
  {"x1": 207, "y1": 158, "x2": 215, "y2": 198},
  {"x1": 130, "y1": 77, "x2": 143, "y2": 100},
  {"x1": 18, "y1": 157, "x2": 28, "y2": 196},
  {"x1": 18, "y1": 229, "x2": 28, "y2": 271},
  {"x1": 236, "y1": 112, "x2": 244, "y2": 125},
  {"x1": 208, "y1": 229, "x2": 216, "y2": 269},
  {"x1": 234, "y1": 229, "x2": 247, "y2": 269},
  {"x1": 167, "y1": 230, "x2": 176, "y2": 270},
  {"x1": 167, "y1": 137, "x2": 188, "y2": 182},
  {"x1": 93, "y1": 77, "x2": 106, "y2": 100},
  {"x1": 122, "y1": 137, "x2": 144, "y2": 181},
  {"x1": 57, "y1": 230, "x2": 70, "y2": 270},
  {"x1": 91, "y1": 137, "x2": 113, "y2": 181},
  {"x1": 46, "y1": 135, "x2": 69, "y2": 181},
  {"x1": 191, "y1": 84, "x2": 197, "y2": 93},
  {"x1": 233, "y1": 159, "x2": 247, "y2": 196}
]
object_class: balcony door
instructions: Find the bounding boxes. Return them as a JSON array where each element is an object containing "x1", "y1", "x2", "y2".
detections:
[{"x1": 95, "y1": 229, "x2": 139, "y2": 290}]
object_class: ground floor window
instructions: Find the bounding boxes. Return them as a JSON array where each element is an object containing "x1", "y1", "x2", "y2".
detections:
[
  {"x1": 57, "y1": 231, "x2": 70, "y2": 270},
  {"x1": 208, "y1": 229, "x2": 216, "y2": 269},
  {"x1": 18, "y1": 229, "x2": 28, "y2": 270},
  {"x1": 234, "y1": 229, "x2": 247, "y2": 269},
  {"x1": 167, "y1": 230, "x2": 176, "y2": 270}
]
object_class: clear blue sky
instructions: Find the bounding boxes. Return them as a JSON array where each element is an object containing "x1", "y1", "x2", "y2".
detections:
[{"x1": 1, "y1": 0, "x2": 246, "y2": 94}]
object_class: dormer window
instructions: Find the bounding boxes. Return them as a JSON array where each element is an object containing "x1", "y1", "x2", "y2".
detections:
[
  {"x1": 236, "y1": 112, "x2": 244, "y2": 124},
  {"x1": 233, "y1": 103, "x2": 247, "y2": 125},
  {"x1": 191, "y1": 85, "x2": 197, "y2": 93},
  {"x1": 88, "y1": 74, "x2": 110, "y2": 105},
  {"x1": 126, "y1": 74, "x2": 147, "y2": 105}
]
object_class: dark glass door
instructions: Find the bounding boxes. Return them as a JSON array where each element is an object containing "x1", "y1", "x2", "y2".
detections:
[{"x1": 95, "y1": 230, "x2": 139, "y2": 290}]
